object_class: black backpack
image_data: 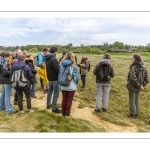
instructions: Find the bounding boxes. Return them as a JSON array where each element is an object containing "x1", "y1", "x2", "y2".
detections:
[{"x1": 96, "y1": 61, "x2": 110, "y2": 81}]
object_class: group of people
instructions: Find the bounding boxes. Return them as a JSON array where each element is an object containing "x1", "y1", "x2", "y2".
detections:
[{"x1": 0, "y1": 46, "x2": 149, "y2": 119}]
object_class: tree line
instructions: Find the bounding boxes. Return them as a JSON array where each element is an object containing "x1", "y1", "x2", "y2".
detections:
[{"x1": 0, "y1": 41, "x2": 150, "y2": 54}]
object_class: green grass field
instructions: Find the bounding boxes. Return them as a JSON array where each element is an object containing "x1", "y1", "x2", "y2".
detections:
[{"x1": 1, "y1": 52, "x2": 150, "y2": 132}]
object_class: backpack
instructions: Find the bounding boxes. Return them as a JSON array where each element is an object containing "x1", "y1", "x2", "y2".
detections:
[
  {"x1": 58, "y1": 66, "x2": 72, "y2": 86},
  {"x1": 11, "y1": 66, "x2": 30, "y2": 88},
  {"x1": 96, "y1": 61, "x2": 110, "y2": 81}
]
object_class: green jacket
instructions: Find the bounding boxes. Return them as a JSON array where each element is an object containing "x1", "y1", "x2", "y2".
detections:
[{"x1": 126, "y1": 62, "x2": 149, "y2": 91}]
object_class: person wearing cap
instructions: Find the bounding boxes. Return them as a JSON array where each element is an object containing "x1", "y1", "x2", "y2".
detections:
[{"x1": 93, "y1": 53, "x2": 114, "y2": 113}]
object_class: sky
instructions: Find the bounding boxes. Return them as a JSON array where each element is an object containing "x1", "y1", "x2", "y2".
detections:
[{"x1": 0, "y1": 14, "x2": 150, "y2": 47}]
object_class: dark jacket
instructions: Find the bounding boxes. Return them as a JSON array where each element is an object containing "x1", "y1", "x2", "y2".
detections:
[
  {"x1": 93, "y1": 59, "x2": 114, "y2": 84},
  {"x1": 44, "y1": 53, "x2": 60, "y2": 81},
  {"x1": 0, "y1": 64, "x2": 11, "y2": 84},
  {"x1": 10, "y1": 61, "x2": 34, "y2": 90},
  {"x1": 25, "y1": 59, "x2": 37, "y2": 84},
  {"x1": 126, "y1": 62, "x2": 149, "y2": 91}
]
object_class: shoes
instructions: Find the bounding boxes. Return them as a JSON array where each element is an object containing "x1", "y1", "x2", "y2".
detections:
[
  {"x1": 65, "y1": 112, "x2": 70, "y2": 116},
  {"x1": 102, "y1": 108, "x2": 107, "y2": 112},
  {"x1": 127, "y1": 114, "x2": 137, "y2": 119},
  {"x1": 14, "y1": 101, "x2": 18, "y2": 105},
  {"x1": 95, "y1": 109, "x2": 100, "y2": 113},
  {"x1": 8, "y1": 110, "x2": 18, "y2": 114},
  {"x1": 31, "y1": 96, "x2": 37, "y2": 98},
  {"x1": 19, "y1": 110, "x2": 24, "y2": 115},
  {"x1": 47, "y1": 106, "x2": 51, "y2": 109},
  {"x1": 81, "y1": 87, "x2": 85, "y2": 91},
  {"x1": 52, "y1": 108, "x2": 62, "y2": 114},
  {"x1": 28, "y1": 109, "x2": 34, "y2": 113}
]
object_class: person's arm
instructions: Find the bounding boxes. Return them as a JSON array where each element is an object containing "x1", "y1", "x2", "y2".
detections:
[
  {"x1": 52, "y1": 59, "x2": 60, "y2": 74},
  {"x1": 93, "y1": 63, "x2": 99, "y2": 75},
  {"x1": 25, "y1": 65, "x2": 33, "y2": 79},
  {"x1": 0, "y1": 65, "x2": 10, "y2": 77}
]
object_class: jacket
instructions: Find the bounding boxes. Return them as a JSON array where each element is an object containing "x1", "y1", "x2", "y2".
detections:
[
  {"x1": 126, "y1": 62, "x2": 149, "y2": 91},
  {"x1": 61, "y1": 59, "x2": 79, "y2": 91},
  {"x1": 44, "y1": 53, "x2": 60, "y2": 81},
  {"x1": 93, "y1": 59, "x2": 114, "y2": 84},
  {"x1": 10, "y1": 61, "x2": 34, "y2": 90},
  {"x1": 79, "y1": 58, "x2": 89, "y2": 75},
  {"x1": 25, "y1": 59, "x2": 37, "y2": 84},
  {"x1": 38, "y1": 67, "x2": 49, "y2": 84},
  {"x1": 0, "y1": 56, "x2": 11, "y2": 84}
]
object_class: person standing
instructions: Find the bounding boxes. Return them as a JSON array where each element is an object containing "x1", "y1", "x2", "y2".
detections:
[
  {"x1": 11, "y1": 55, "x2": 34, "y2": 114},
  {"x1": 0, "y1": 51, "x2": 18, "y2": 114},
  {"x1": 60, "y1": 52, "x2": 79, "y2": 117},
  {"x1": 45, "y1": 46, "x2": 61, "y2": 113},
  {"x1": 38, "y1": 62, "x2": 49, "y2": 94},
  {"x1": 126, "y1": 54, "x2": 149, "y2": 119},
  {"x1": 37, "y1": 48, "x2": 48, "y2": 88},
  {"x1": 59, "y1": 52, "x2": 66, "y2": 65},
  {"x1": 78, "y1": 54, "x2": 90, "y2": 91},
  {"x1": 93, "y1": 53, "x2": 114, "y2": 113},
  {"x1": 25, "y1": 55, "x2": 37, "y2": 98}
]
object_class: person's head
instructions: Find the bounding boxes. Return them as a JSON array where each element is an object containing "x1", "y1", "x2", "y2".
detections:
[
  {"x1": 42, "y1": 48, "x2": 48, "y2": 55},
  {"x1": 103, "y1": 53, "x2": 111, "y2": 60},
  {"x1": 26, "y1": 54, "x2": 33, "y2": 60},
  {"x1": 132, "y1": 54, "x2": 142, "y2": 63},
  {"x1": 82, "y1": 54, "x2": 87, "y2": 59},
  {"x1": 17, "y1": 55, "x2": 24, "y2": 61},
  {"x1": 62, "y1": 52, "x2": 66, "y2": 57},
  {"x1": 66, "y1": 52, "x2": 76, "y2": 67},
  {"x1": 1, "y1": 51, "x2": 10, "y2": 61},
  {"x1": 41, "y1": 62, "x2": 46, "y2": 68},
  {"x1": 16, "y1": 49, "x2": 23, "y2": 56},
  {"x1": 10, "y1": 51, "x2": 16, "y2": 58},
  {"x1": 50, "y1": 46, "x2": 58, "y2": 56}
]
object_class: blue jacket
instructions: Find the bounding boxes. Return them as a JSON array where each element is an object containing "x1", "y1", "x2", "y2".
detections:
[
  {"x1": 61, "y1": 59, "x2": 79, "y2": 91},
  {"x1": 10, "y1": 61, "x2": 33, "y2": 90},
  {"x1": 37, "y1": 52, "x2": 44, "y2": 67}
]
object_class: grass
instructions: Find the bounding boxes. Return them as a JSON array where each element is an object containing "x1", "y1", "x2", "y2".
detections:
[{"x1": 1, "y1": 52, "x2": 150, "y2": 132}]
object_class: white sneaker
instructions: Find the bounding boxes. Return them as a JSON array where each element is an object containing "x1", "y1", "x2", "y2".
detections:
[
  {"x1": 19, "y1": 110, "x2": 24, "y2": 115},
  {"x1": 28, "y1": 109, "x2": 34, "y2": 113}
]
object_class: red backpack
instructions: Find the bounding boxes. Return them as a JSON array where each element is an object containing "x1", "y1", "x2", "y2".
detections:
[{"x1": 88, "y1": 61, "x2": 91, "y2": 72}]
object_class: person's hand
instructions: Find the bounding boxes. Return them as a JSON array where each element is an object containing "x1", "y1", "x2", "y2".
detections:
[{"x1": 140, "y1": 86, "x2": 144, "y2": 91}]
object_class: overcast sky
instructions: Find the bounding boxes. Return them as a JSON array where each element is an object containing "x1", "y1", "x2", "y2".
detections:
[{"x1": 0, "y1": 16, "x2": 150, "y2": 47}]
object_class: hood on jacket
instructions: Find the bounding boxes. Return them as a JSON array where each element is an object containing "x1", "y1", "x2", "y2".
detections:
[
  {"x1": 44, "y1": 53, "x2": 55, "y2": 61},
  {"x1": 131, "y1": 62, "x2": 144, "y2": 71},
  {"x1": 61, "y1": 59, "x2": 72, "y2": 67},
  {"x1": 12, "y1": 61, "x2": 26, "y2": 70}
]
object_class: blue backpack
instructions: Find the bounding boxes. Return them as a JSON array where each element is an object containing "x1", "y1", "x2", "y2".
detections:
[{"x1": 58, "y1": 66, "x2": 72, "y2": 86}]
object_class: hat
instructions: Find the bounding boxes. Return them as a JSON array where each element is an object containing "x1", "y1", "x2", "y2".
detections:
[{"x1": 103, "y1": 53, "x2": 111, "y2": 60}]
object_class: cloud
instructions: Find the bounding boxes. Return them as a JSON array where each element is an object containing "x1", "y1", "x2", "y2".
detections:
[{"x1": 0, "y1": 17, "x2": 150, "y2": 46}]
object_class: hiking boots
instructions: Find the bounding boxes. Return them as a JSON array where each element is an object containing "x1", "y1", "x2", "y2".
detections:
[
  {"x1": 127, "y1": 114, "x2": 137, "y2": 119},
  {"x1": 8, "y1": 110, "x2": 18, "y2": 114},
  {"x1": 102, "y1": 108, "x2": 107, "y2": 112},
  {"x1": 52, "y1": 108, "x2": 62, "y2": 114},
  {"x1": 95, "y1": 109, "x2": 100, "y2": 113}
]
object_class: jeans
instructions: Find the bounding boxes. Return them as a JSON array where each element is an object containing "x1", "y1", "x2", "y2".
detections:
[
  {"x1": 47, "y1": 81, "x2": 60, "y2": 109},
  {"x1": 96, "y1": 83, "x2": 110, "y2": 110},
  {"x1": 30, "y1": 83, "x2": 36, "y2": 97},
  {"x1": 0, "y1": 84, "x2": 14, "y2": 114}
]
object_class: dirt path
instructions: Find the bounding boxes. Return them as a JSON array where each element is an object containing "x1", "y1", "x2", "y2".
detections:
[{"x1": 31, "y1": 90, "x2": 138, "y2": 132}]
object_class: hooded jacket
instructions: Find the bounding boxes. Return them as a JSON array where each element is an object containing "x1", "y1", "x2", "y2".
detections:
[
  {"x1": 10, "y1": 61, "x2": 33, "y2": 90},
  {"x1": 126, "y1": 62, "x2": 149, "y2": 91},
  {"x1": 44, "y1": 53, "x2": 60, "y2": 81},
  {"x1": 60, "y1": 59, "x2": 79, "y2": 91}
]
